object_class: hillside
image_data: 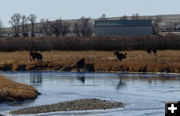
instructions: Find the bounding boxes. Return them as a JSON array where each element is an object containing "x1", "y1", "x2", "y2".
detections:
[{"x1": 107, "y1": 14, "x2": 180, "y2": 23}]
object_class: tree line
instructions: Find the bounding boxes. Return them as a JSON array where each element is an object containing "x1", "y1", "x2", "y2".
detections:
[
  {"x1": 4, "y1": 13, "x2": 93, "y2": 37},
  {"x1": 9, "y1": 14, "x2": 36, "y2": 37},
  {"x1": 1, "y1": 13, "x2": 180, "y2": 38}
]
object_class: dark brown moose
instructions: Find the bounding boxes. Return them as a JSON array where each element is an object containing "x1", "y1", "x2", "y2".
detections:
[{"x1": 30, "y1": 51, "x2": 43, "y2": 61}]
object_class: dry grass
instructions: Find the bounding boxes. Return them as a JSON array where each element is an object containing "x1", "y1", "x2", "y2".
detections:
[
  {"x1": 0, "y1": 50, "x2": 180, "y2": 73},
  {"x1": 0, "y1": 75, "x2": 39, "y2": 102}
]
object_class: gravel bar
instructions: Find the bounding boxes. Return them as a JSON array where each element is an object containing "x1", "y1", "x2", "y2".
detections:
[{"x1": 10, "y1": 98, "x2": 123, "y2": 115}]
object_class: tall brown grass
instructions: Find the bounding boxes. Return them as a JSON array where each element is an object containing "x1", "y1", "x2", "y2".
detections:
[
  {"x1": 0, "y1": 50, "x2": 180, "y2": 73},
  {"x1": 0, "y1": 75, "x2": 38, "y2": 102}
]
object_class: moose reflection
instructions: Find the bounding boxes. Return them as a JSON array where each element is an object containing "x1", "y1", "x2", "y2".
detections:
[
  {"x1": 116, "y1": 77, "x2": 127, "y2": 90},
  {"x1": 77, "y1": 73, "x2": 85, "y2": 84},
  {"x1": 30, "y1": 72, "x2": 43, "y2": 84}
]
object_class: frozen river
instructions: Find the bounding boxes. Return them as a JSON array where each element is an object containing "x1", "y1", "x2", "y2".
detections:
[{"x1": 1, "y1": 71, "x2": 180, "y2": 116}]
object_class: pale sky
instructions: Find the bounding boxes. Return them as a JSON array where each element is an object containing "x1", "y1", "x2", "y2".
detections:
[{"x1": 0, "y1": 0, "x2": 180, "y2": 27}]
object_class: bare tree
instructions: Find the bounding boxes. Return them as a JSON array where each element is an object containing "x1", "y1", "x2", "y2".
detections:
[
  {"x1": 0, "y1": 19, "x2": 2, "y2": 37},
  {"x1": 153, "y1": 16, "x2": 162, "y2": 34},
  {"x1": 79, "y1": 17, "x2": 92, "y2": 36},
  {"x1": 40, "y1": 18, "x2": 51, "y2": 36},
  {"x1": 99, "y1": 13, "x2": 107, "y2": 20},
  {"x1": 28, "y1": 14, "x2": 37, "y2": 37},
  {"x1": 25, "y1": 18, "x2": 29, "y2": 37},
  {"x1": 73, "y1": 22, "x2": 80, "y2": 36},
  {"x1": 21, "y1": 15, "x2": 29, "y2": 37},
  {"x1": 50, "y1": 18, "x2": 62, "y2": 37},
  {"x1": 120, "y1": 15, "x2": 128, "y2": 20},
  {"x1": 50, "y1": 18, "x2": 70, "y2": 36},
  {"x1": 173, "y1": 21, "x2": 180, "y2": 31},
  {"x1": 164, "y1": 21, "x2": 180, "y2": 31},
  {"x1": 61, "y1": 22, "x2": 70, "y2": 36},
  {"x1": 9, "y1": 13, "x2": 21, "y2": 37},
  {"x1": 132, "y1": 13, "x2": 140, "y2": 20},
  {"x1": 166, "y1": 22, "x2": 175, "y2": 31}
]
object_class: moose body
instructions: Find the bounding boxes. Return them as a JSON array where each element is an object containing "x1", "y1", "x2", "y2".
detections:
[
  {"x1": 147, "y1": 48, "x2": 152, "y2": 54},
  {"x1": 76, "y1": 58, "x2": 85, "y2": 68},
  {"x1": 152, "y1": 48, "x2": 157, "y2": 55},
  {"x1": 114, "y1": 51, "x2": 127, "y2": 61},
  {"x1": 30, "y1": 51, "x2": 43, "y2": 61}
]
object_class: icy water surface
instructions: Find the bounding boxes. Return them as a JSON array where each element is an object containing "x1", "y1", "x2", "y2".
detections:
[{"x1": 1, "y1": 71, "x2": 180, "y2": 116}]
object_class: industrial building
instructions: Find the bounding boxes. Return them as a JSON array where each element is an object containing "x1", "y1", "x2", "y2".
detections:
[{"x1": 94, "y1": 20, "x2": 153, "y2": 36}]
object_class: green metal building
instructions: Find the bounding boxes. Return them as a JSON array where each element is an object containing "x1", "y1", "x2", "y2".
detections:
[{"x1": 94, "y1": 20, "x2": 153, "y2": 36}]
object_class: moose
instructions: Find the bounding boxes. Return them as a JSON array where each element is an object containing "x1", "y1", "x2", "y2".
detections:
[
  {"x1": 146, "y1": 47, "x2": 157, "y2": 56},
  {"x1": 146, "y1": 48, "x2": 152, "y2": 54},
  {"x1": 113, "y1": 51, "x2": 127, "y2": 61},
  {"x1": 152, "y1": 48, "x2": 157, "y2": 55},
  {"x1": 30, "y1": 51, "x2": 43, "y2": 61},
  {"x1": 76, "y1": 58, "x2": 85, "y2": 68}
]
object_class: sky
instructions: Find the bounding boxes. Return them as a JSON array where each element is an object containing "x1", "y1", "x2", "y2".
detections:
[{"x1": 0, "y1": 0, "x2": 180, "y2": 27}]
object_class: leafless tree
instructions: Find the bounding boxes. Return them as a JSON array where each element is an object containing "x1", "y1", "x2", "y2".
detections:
[
  {"x1": 132, "y1": 13, "x2": 140, "y2": 20},
  {"x1": 173, "y1": 21, "x2": 180, "y2": 31},
  {"x1": 73, "y1": 22, "x2": 80, "y2": 36},
  {"x1": 28, "y1": 14, "x2": 37, "y2": 37},
  {"x1": 9, "y1": 13, "x2": 21, "y2": 37},
  {"x1": 21, "y1": 15, "x2": 29, "y2": 37},
  {"x1": 40, "y1": 18, "x2": 69, "y2": 36},
  {"x1": 120, "y1": 15, "x2": 128, "y2": 20},
  {"x1": 49, "y1": 18, "x2": 69, "y2": 36},
  {"x1": 99, "y1": 13, "x2": 107, "y2": 20},
  {"x1": 0, "y1": 20, "x2": 2, "y2": 36},
  {"x1": 61, "y1": 22, "x2": 70, "y2": 36},
  {"x1": 164, "y1": 21, "x2": 180, "y2": 31},
  {"x1": 40, "y1": 18, "x2": 51, "y2": 36},
  {"x1": 153, "y1": 16, "x2": 162, "y2": 34},
  {"x1": 50, "y1": 18, "x2": 62, "y2": 37},
  {"x1": 79, "y1": 17, "x2": 92, "y2": 36},
  {"x1": 166, "y1": 22, "x2": 175, "y2": 31}
]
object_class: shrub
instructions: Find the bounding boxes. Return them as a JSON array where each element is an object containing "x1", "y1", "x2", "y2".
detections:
[{"x1": 1, "y1": 34, "x2": 180, "y2": 51}]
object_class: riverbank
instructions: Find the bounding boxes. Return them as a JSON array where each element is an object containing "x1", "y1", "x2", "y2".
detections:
[
  {"x1": 0, "y1": 75, "x2": 39, "y2": 102},
  {"x1": 0, "y1": 50, "x2": 180, "y2": 73},
  {"x1": 10, "y1": 98, "x2": 123, "y2": 115}
]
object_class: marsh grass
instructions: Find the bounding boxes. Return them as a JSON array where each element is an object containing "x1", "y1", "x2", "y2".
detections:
[
  {"x1": 0, "y1": 75, "x2": 39, "y2": 102},
  {"x1": 0, "y1": 50, "x2": 179, "y2": 72}
]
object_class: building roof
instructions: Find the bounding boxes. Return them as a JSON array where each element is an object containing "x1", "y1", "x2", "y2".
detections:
[{"x1": 94, "y1": 20, "x2": 152, "y2": 27}]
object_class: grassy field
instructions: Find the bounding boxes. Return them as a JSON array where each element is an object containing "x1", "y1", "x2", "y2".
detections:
[
  {"x1": 0, "y1": 50, "x2": 180, "y2": 73},
  {"x1": 0, "y1": 75, "x2": 39, "y2": 102}
]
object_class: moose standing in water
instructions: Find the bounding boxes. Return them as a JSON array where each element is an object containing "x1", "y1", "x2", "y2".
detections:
[
  {"x1": 113, "y1": 51, "x2": 127, "y2": 61},
  {"x1": 30, "y1": 51, "x2": 43, "y2": 61}
]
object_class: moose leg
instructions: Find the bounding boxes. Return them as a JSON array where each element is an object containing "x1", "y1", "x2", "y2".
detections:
[{"x1": 30, "y1": 55, "x2": 32, "y2": 62}]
